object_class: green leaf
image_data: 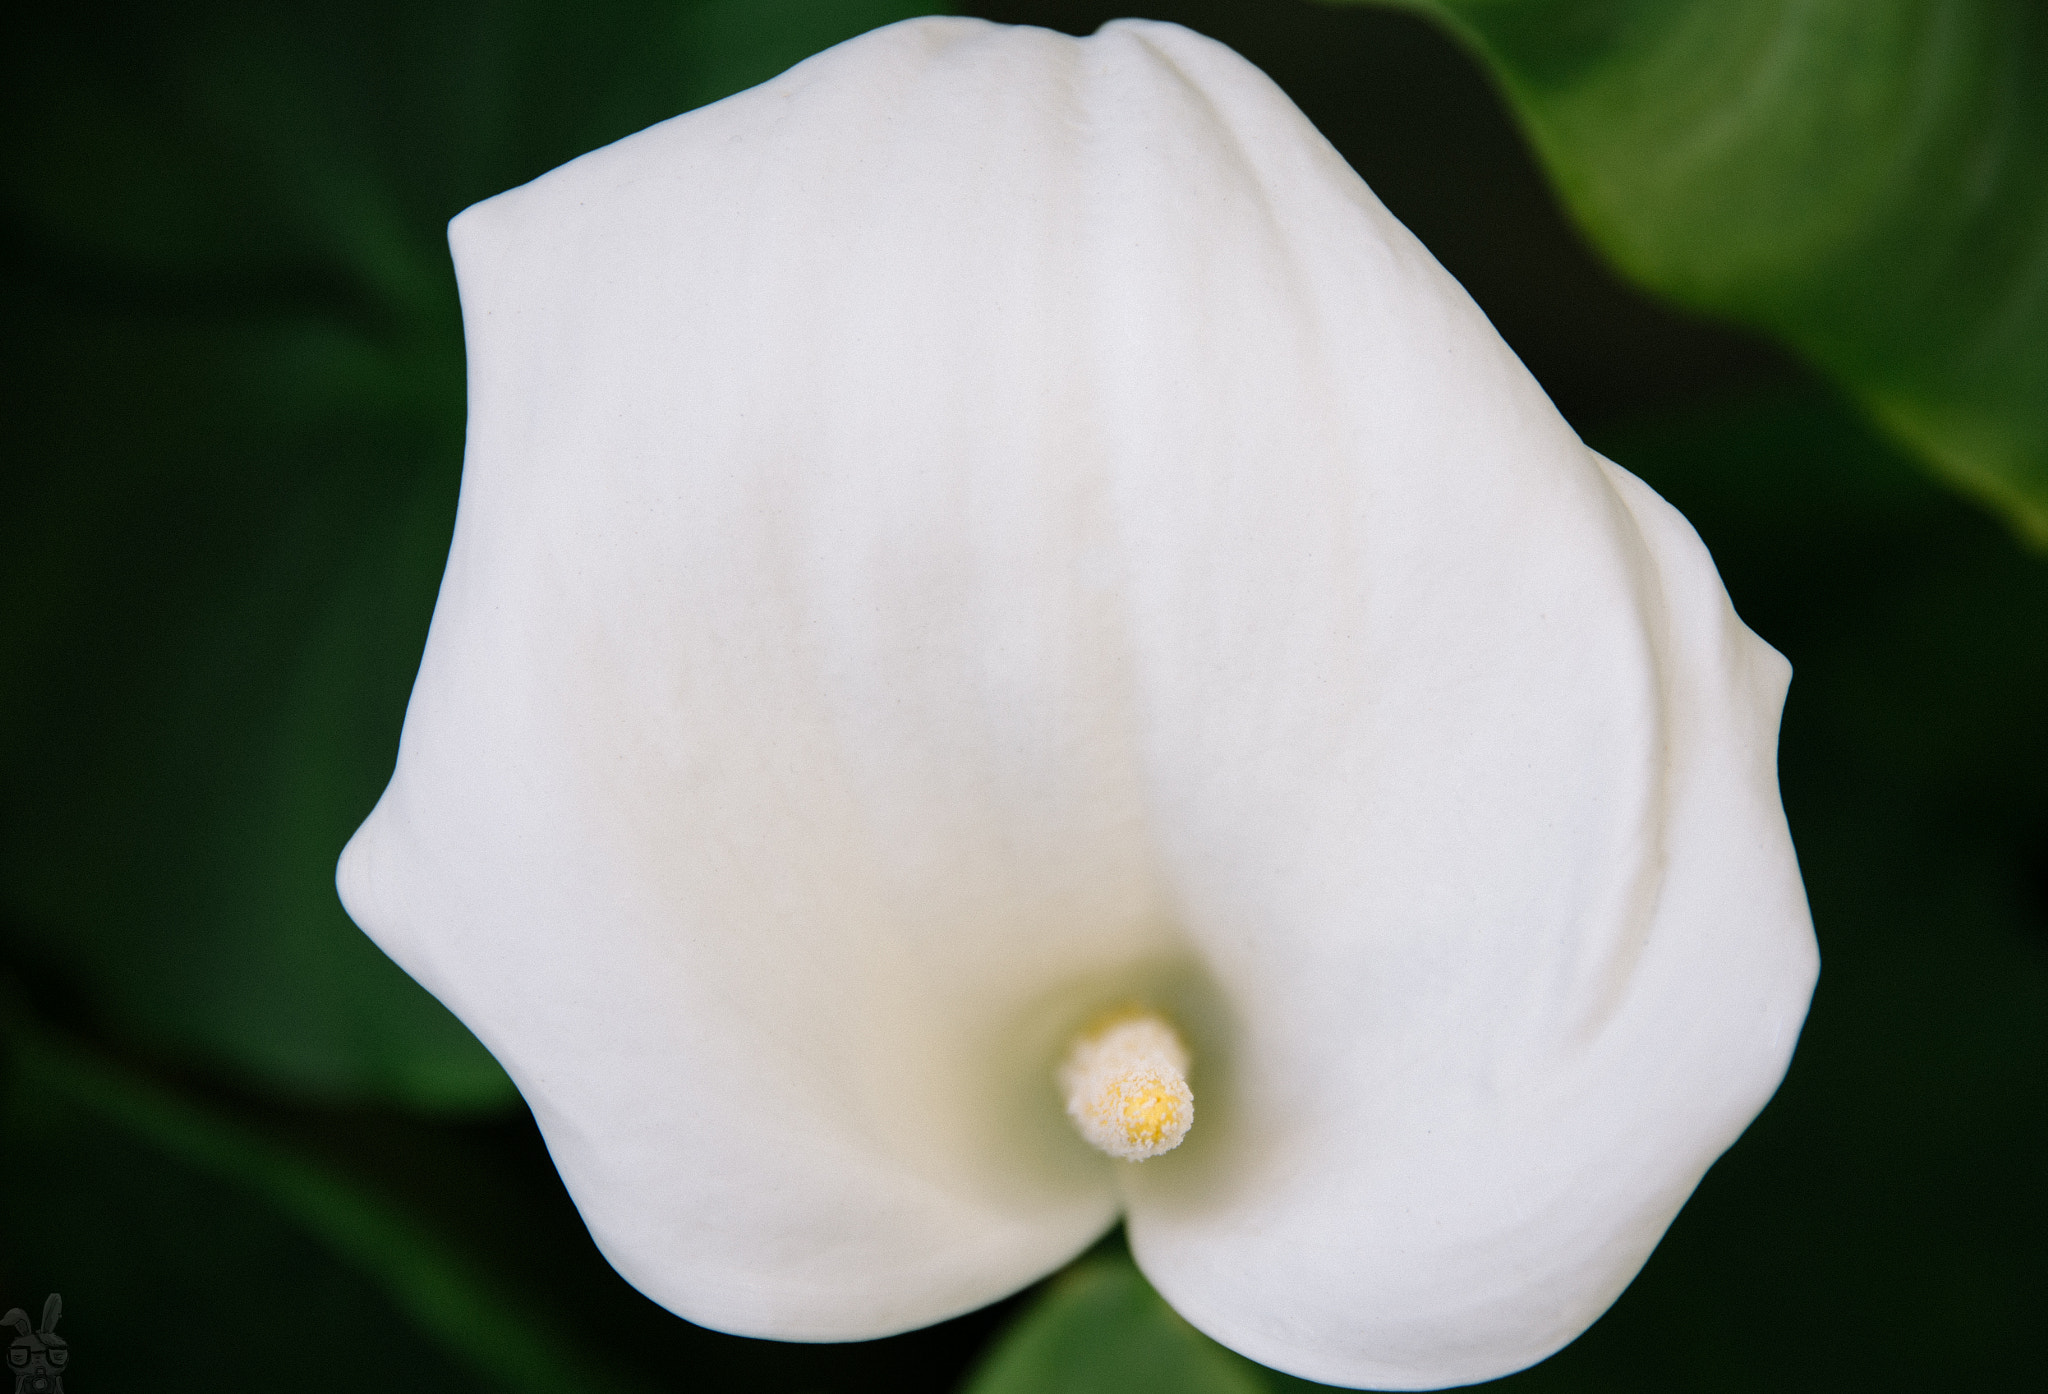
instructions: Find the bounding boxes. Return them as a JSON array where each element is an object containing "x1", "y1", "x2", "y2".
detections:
[
  {"x1": 0, "y1": 1, "x2": 941, "y2": 1107},
  {"x1": 0, "y1": 1005, "x2": 664, "y2": 1394},
  {"x1": 961, "y1": 1247, "x2": 1277, "y2": 1394},
  {"x1": 1341, "y1": 0, "x2": 2048, "y2": 543}
]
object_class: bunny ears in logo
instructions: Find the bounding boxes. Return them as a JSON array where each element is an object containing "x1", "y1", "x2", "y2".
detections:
[{"x1": 5, "y1": 1294, "x2": 67, "y2": 1387}]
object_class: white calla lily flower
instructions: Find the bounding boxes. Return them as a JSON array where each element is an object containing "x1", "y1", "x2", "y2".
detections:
[{"x1": 338, "y1": 16, "x2": 1817, "y2": 1390}]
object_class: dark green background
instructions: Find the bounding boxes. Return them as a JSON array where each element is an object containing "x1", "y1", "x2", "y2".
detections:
[{"x1": 3, "y1": 1, "x2": 2042, "y2": 1389}]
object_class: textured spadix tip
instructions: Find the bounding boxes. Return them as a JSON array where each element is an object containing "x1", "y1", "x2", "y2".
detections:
[{"x1": 1059, "y1": 1011, "x2": 1195, "y2": 1161}]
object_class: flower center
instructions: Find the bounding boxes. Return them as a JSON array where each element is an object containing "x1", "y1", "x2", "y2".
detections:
[{"x1": 1058, "y1": 1010, "x2": 1194, "y2": 1161}]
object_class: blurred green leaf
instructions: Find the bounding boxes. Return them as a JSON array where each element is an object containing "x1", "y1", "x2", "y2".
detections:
[
  {"x1": 0, "y1": 0, "x2": 940, "y2": 1107},
  {"x1": 1342, "y1": 0, "x2": 2048, "y2": 543},
  {"x1": 961, "y1": 1247, "x2": 1276, "y2": 1394},
  {"x1": 0, "y1": 1009, "x2": 649, "y2": 1393},
  {"x1": 3, "y1": 984, "x2": 1028, "y2": 1394}
]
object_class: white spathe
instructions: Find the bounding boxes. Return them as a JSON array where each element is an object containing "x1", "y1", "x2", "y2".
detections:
[{"x1": 337, "y1": 16, "x2": 1817, "y2": 1391}]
